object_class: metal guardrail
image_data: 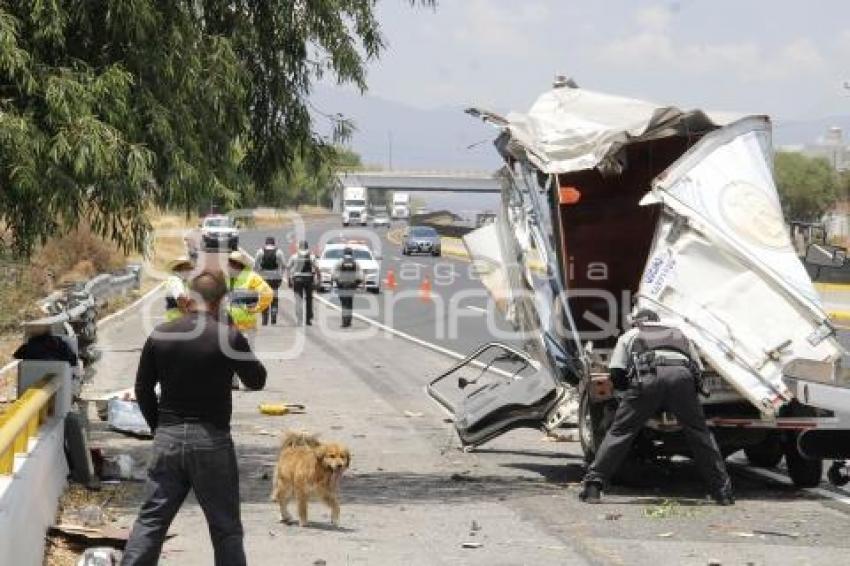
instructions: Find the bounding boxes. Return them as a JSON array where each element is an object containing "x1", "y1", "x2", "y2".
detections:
[
  {"x1": 27, "y1": 265, "x2": 141, "y2": 327},
  {"x1": 0, "y1": 264, "x2": 143, "y2": 395},
  {"x1": 0, "y1": 374, "x2": 59, "y2": 475}
]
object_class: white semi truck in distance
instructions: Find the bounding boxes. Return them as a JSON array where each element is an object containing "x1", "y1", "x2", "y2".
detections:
[
  {"x1": 342, "y1": 186, "x2": 368, "y2": 226},
  {"x1": 391, "y1": 192, "x2": 410, "y2": 220}
]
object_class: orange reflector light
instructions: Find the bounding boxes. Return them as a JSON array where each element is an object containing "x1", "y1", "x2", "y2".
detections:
[{"x1": 559, "y1": 186, "x2": 581, "y2": 205}]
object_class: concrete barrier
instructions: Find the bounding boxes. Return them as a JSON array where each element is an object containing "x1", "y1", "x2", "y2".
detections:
[{"x1": 0, "y1": 366, "x2": 71, "y2": 566}]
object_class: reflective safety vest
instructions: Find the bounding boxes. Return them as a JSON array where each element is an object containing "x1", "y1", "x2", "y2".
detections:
[{"x1": 228, "y1": 269, "x2": 274, "y2": 331}]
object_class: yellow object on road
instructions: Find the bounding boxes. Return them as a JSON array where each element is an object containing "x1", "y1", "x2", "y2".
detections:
[
  {"x1": 258, "y1": 403, "x2": 306, "y2": 416},
  {"x1": 259, "y1": 403, "x2": 289, "y2": 415}
]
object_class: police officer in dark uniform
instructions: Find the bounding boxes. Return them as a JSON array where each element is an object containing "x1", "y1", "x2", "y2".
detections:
[
  {"x1": 287, "y1": 240, "x2": 318, "y2": 326},
  {"x1": 255, "y1": 237, "x2": 286, "y2": 325},
  {"x1": 333, "y1": 247, "x2": 362, "y2": 328},
  {"x1": 579, "y1": 308, "x2": 734, "y2": 505}
]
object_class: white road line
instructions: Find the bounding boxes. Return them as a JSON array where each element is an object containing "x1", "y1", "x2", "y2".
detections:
[
  {"x1": 98, "y1": 281, "x2": 165, "y2": 328},
  {"x1": 728, "y1": 455, "x2": 850, "y2": 506},
  {"x1": 312, "y1": 294, "x2": 514, "y2": 379},
  {"x1": 465, "y1": 305, "x2": 487, "y2": 314}
]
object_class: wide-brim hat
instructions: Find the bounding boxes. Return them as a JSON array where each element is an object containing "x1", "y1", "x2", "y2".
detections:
[
  {"x1": 228, "y1": 250, "x2": 253, "y2": 267},
  {"x1": 167, "y1": 256, "x2": 194, "y2": 272}
]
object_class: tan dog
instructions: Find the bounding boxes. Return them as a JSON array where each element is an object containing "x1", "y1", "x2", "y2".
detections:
[{"x1": 271, "y1": 431, "x2": 351, "y2": 527}]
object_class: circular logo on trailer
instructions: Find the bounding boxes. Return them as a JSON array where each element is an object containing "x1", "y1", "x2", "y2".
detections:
[{"x1": 718, "y1": 181, "x2": 790, "y2": 249}]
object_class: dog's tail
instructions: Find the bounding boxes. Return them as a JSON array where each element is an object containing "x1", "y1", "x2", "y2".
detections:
[{"x1": 281, "y1": 430, "x2": 320, "y2": 450}]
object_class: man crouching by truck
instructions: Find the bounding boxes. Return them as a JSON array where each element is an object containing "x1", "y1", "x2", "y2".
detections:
[
  {"x1": 579, "y1": 308, "x2": 734, "y2": 506},
  {"x1": 122, "y1": 271, "x2": 267, "y2": 566}
]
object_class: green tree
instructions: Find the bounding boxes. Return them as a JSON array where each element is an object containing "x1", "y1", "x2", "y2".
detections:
[
  {"x1": 0, "y1": 1, "x2": 433, "y2": 257},
  {"x1": 266, "y1": 146, "x2": 362, "y2": 208},
  {"x1": 774, "y1": 152, "x2": 840, "y2": 222}
]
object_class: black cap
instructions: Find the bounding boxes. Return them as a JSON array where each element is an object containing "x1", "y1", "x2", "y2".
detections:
[
  {"x1": 299, "y1": 240, "x2": 309, "y2": 250},
  {"x1": 265, "y1": 236, "x2": 275, "y2": 245},
  {"x1": 343, "y1": 246, "x2": 353, "y2": 256}
]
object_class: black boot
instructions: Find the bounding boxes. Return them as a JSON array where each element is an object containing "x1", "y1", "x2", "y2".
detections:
[
  {"x1": 578, "y1": 481, "x2": 602, "y2": 503},
  {"x1": 711, "y1": 482, "x2": 735, "y2": 506}
]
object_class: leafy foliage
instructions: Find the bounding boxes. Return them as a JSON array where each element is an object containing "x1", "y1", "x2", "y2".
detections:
[
  {"x1": 258, "y1": 146, "x2": 363, "y2": 209},
  {"x1": 0, "y1": 1, "x2": 434, "y2": 257},
  {"x1": 774, "y1": 151, "x2": 840, "y2": 222}
]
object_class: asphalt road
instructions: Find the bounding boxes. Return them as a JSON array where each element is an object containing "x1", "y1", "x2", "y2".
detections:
[
  {"x1": 77, "y1": 281, "x2": 850, "y2": 565},
  {"x1": 238, "y1": 217, "x2": 521, "y2": 357}
]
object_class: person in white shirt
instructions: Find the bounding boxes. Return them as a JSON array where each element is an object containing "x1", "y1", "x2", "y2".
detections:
[{"x1": 164, "y1": 257, "x2": 194, "y2": 322}]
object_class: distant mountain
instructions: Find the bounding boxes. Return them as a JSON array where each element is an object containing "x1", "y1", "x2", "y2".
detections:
[
  {"x1": 311, "y1": 86, "x2": 850, "y2": 169},
  {"x1": 773, "y1": 115, "x2": 850, "y2": 147},
  {"x1": 309, "y1": 86, "x2": 502, "y2": 171}
]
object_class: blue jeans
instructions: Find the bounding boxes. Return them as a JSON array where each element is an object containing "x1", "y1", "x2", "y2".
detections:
[{"x1": 121, "y1": 423, "x2": 246, "y2": 566}]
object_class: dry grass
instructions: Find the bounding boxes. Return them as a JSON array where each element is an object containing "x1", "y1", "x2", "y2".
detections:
[
  {"x1": 249, "y1": 206, "x2": 333, "y2": 228},
  {"x1": 0, "y1": 224, "x2": 128, "y2": 368}
]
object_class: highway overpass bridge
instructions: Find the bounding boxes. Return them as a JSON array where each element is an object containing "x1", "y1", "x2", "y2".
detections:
[{"x1": 333, "y1": 170, "x2": 501, "y2": 212}]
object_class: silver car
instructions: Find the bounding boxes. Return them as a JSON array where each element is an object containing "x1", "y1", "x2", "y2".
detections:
[{"x1": 402, "y1": 226, "x2": 441, "y2": 256}]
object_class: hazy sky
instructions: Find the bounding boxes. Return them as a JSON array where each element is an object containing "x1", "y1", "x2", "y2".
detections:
[{"x1": 342, "y1": 0, "x2": 850, "y2": 121}]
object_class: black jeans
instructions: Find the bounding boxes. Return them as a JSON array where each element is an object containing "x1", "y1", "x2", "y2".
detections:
[
  {"x1": 262, "y1": 279, "x2": 282, "y2": 325},
  {"x1": 121, "y1": 423, "x2": 246, "y2": 566},
  {"x1": 584, "y1": 366, "x2": 730, "y2": 493},
  {"x1": 292, "y1": 278, "x2": 314, "y2": 324},
  {"x1": 338, "y1": 290, "x2": 355, "y2": 326}
]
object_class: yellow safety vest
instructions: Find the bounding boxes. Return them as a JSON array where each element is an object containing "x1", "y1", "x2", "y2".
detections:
[{"x1": 228, "y1": 269, "x2": 273, "y2": 331}]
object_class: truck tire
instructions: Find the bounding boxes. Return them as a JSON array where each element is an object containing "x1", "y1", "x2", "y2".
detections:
[
  {"x1": 783, "y1": 431, "x2": 823, "y2": 488},
  {"x1": 744, "y1": 433, "x2": 783, "y2": 468},
  {"x1": 578, "y1": 385, "x2": 609, "y2": 464}
]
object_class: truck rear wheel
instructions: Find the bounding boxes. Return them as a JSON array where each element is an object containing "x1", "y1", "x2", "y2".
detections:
[
  {"x1": 578, "y1": 384, "x2": 609, "y2": 464},
  {"x1": 743, "y1": 433, "x2": 783, "y2": 468},
  {"x1": 784, "y1": 431, "x2": 823, "y2": 488}
]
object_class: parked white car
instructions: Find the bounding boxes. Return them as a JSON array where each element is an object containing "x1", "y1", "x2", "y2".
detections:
[
  {"x1": 316, "y1": 243, "x2": 381, "y2": 293},
  {"x1": 200, "y1": 215, "x2": 239, "y2": 251}
]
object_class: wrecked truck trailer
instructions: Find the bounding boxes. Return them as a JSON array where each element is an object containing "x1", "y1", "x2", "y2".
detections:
[{"x1": 427, "y1": 84, "x2": 850, "y2": 487}]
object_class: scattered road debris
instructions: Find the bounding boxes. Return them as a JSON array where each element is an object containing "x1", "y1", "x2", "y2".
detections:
[
  {"x1": 642, "y1": 499, "x2": 696, "y2": 519},
  {"x1": 752, "y1": 529, "x2": 801, "y2": 539},
  {"x1": 542, "y1": 431, "x2": 575, "y2": 442},
  {"x1": 107, "y1": 399, "x2": 151, "y2": 437},
  {"x1": 75, "y1": 546, "x2": 122, "y2": 566},
  {"x1": 259, "y1": 403, "x2": 306, "y2": 415}
]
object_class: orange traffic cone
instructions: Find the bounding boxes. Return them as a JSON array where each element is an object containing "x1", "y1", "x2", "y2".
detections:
[
  {"x1": 384, "y1": 269, "x2": 397, "y2": 291},
  {"x1": 419, "y1": 277, "x2": 432, "y2": 303}
]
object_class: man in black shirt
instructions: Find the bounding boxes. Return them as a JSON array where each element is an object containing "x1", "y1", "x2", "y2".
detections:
[{"x1": 122, "y1": 271, "x2": 266, "y2": 566}]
